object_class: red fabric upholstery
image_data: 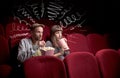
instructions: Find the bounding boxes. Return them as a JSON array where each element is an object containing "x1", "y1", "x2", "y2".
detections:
[
  {"x1": 0, "y1": 24, "x2": 4, "y2": 36},
  {"x1": 96, "y1": 49, "x2": 120, "y2": 78},
  {"x1": 0, "y1": 64, "x2": 12, "y2": 78},
  {"x1": 24, "y1": 56, "x2": 67, "y2": 78},
  {"x1": 118, "y1": 49, "x2": 120, "y2": 55},
  {"x1": 119, "y1": 49, "x2": 120, "y2": 51},
  {"x1": 0, "y1": 36, "x2": 12, "y2": 78},
  {"x1": 87, "y1": 33, "x2": 109, "y2": 54},
  {"x1": 67, "y1": 33, "x2": 89, "y2": 53},
  {"x1": 0, "y1": 36, "x2": 10, "y2": 64},
  {"x1": 42, "y1": 26, "x2": 50, "y2": 41},
  {"x1": 64, "y1": 52, "x2": 101, "y2": 78},
  {"x1": 5, "y1": 22, "x2": 31, "y2": 49}
]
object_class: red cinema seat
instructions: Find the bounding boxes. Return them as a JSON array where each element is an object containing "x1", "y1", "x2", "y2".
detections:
[
  {"x1": 5, "y1": 23, "x2": 31, "y2": 67},
  {"x1": 0, "y1": 36, "x2": 10, "y2": 64},
  {"x1": 96, "y1": 49, "x2": 120, "y2": 78},
  {"x1": 5, "y1": 22, "x2": 31, "y2": 49},
  {"x1": 0, "y1": 24, "x2": 5, "y2": 36},
  {"x1": 67, "y1": 33, "x2": 89, "y2": 53},
  {"x1": 64, "y1": 52, "x2": 101, "y2": 78},
  {"x1": 87, "y1": 33, "x2": 109, "y2": 54},
  {"x1": 118, "y1": 49, "x2": 120, "y2": 55},
  {"x1": 0, "y1": 36, "x2": 12, "y2": 78},
  {"x1": 24, "y1": 56, "x2": 67, "y2": 78},
  {"x1": 0, "y1": 65, "x2": 12, "y2": 78}
]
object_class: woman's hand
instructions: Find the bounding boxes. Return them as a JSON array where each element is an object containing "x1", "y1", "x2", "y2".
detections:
[
  {"x1": 60, "y1": 48, "x2": 65, "y2": 55},
  {"x1": 53, "y1": 48, "x2": 64, "y2": 57}
]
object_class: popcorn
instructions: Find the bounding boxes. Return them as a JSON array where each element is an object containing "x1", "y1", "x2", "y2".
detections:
[
  {"x1": 32, "y1": 49, "x2": 42, "y2": 56},
  {"x1": 33, "y1": 47, "x2": 55, "y2": 56},
  {"x1": 40, "y1": 47, "x2": 55, "y2": 51}
]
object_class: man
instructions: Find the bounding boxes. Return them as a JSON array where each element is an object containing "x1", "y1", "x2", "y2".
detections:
[{"x1": 17, "y1": 23, "x2": 45, "y2": 63}]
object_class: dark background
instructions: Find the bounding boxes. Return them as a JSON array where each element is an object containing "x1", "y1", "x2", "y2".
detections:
[{"x1": 0, "y1": 0, "x2": 118, "y2": 33}]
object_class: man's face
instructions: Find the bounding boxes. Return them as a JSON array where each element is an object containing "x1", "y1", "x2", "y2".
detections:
[{"x1": 31, "y1": 26, "x2": 43, "y2": 41}]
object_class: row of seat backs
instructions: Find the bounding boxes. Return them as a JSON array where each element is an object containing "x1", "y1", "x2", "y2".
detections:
[
  {"x1": 66, "y1": 33, "x2": 110, "y2": 54},
  {"x1": 24, "y1": 49, "x2": 120, "y2": 78}
]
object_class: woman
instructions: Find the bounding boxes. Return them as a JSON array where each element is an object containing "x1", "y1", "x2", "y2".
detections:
[{"x1": 46, "y1": 25, "x2": 70, "y2": 60}]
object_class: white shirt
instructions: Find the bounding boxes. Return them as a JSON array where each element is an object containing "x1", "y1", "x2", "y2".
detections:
[{"x1": 17, "y1": 38, "x2": 39, "y2": 63}]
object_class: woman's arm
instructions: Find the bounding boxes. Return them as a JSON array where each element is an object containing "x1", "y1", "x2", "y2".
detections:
[{"x1": 54, "y1": 48, "x2": 64, "y2": 57}]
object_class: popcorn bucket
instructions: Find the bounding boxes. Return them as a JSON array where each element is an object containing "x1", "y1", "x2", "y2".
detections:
[
  {"x1": 44, "y1": 50, "x2": 54, "y2": 56},
  {"x1": 40, "y1": 47, "x2": 55, "y2": 56}
]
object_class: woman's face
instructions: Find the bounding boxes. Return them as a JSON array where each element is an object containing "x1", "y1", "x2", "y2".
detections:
[{"x1": 54, "y1": 31, "x2": 62, "y2": 40}]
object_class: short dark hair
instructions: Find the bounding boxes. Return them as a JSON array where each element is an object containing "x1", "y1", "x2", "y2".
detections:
[{"x1": 30, "y1": 23, "x2": 45, "y2": 31}]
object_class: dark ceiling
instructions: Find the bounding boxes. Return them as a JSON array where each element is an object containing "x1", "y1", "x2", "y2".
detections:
[
  {"x1": 0, "y1": 0, "x2": 97, "y2": 24},
  {"x1": 0, "y1": 0, "x2": 119, "y2": 32}
]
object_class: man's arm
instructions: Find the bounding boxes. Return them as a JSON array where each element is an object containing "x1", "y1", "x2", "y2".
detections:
[{"x1": 17, "y1": 39, "x2": 32, "y2": 63}]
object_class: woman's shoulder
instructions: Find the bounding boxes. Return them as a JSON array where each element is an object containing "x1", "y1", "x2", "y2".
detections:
[{"x1": 46, "y1": 40, "x2": 53, "y2": 47}]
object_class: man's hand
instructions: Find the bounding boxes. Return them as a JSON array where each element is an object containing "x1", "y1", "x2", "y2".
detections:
[{"x1": 38, "y1": 40, "x2": 46, "y2": 47}]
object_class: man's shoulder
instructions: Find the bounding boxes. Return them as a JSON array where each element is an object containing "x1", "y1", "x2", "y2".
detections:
[{"x1": 20, "y1": 38, "x2": 31, "y2": 42}]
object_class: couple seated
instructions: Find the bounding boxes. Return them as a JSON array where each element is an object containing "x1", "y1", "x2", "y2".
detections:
[{"x1": 17, "y1": 23, "x2": 70, "y2": 63}]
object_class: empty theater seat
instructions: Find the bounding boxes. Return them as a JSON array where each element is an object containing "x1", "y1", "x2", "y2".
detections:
[
  {"x1": 0, "y1": 64, "x2": 12, "y2": 78},
  {"x1": 118, "y1": 49, "x2": 120, "y2": 54},
  {"x1": 0, "y1": 36, "x2": 10, "y2": 64},
  {"x1": 87, "y1": 33, "x2": 109, "y2": 54},
  {"x1": 64, "y1": 52, "x2": 101, "y2": 78},
  {"x1": 96, "y1": 49, "x2": 120, "y2": 78},
  {"x1": 67, "y1": 33, "x2": 89, "y2": 53},
  {"x1": 0, "y1": 24, "x2": 5, "y2": 36},
  {"x1": 5, "y1": 22, "x2": 31, "y2": 49},
  {"x1": 24, "y1": 56, "x2": 67, "y2": 78},
  {"x1": 0, "y1": 36, "x2": 12, "y2": 78}
]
